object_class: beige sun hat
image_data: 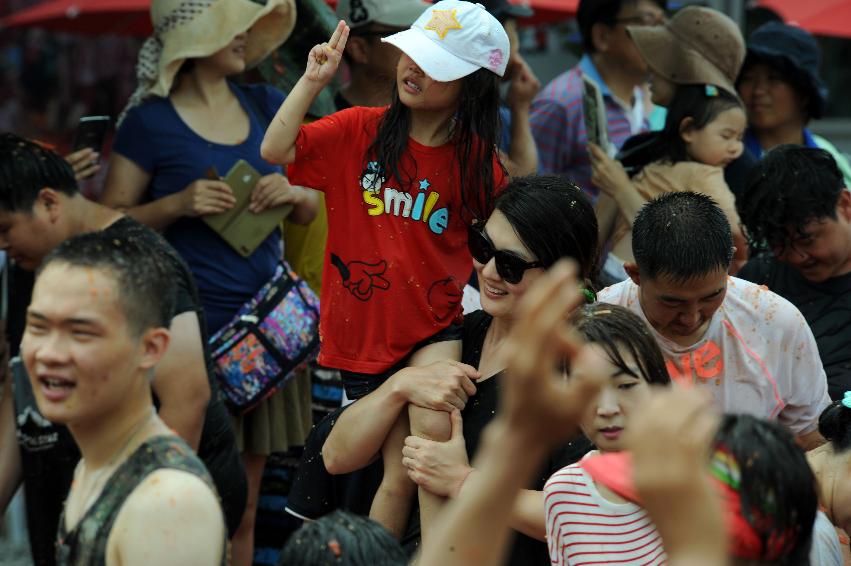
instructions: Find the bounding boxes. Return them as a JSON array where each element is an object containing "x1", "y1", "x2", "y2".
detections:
[
  {"x1": 626, "y1": 6, "x2": 744, "y2": 97},
  {"x1": 120, "y1": 0, "x2": 296, "y2": 123}
]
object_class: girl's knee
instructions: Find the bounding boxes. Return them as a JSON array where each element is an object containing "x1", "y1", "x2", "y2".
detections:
[{"x1": 408, "y1": 405, "x2": 451, "y2": 442}]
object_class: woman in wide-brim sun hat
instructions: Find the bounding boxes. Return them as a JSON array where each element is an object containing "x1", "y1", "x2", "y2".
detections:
[
  {"x1": 101, "y1": 1, "x2": 320, "y2": 564},
  {"x1": 123, "y1": 0, "x2": 296, "y2": 114},
  {"x1": 626, "y1": 5, "x2": 745, "y2": 105}
]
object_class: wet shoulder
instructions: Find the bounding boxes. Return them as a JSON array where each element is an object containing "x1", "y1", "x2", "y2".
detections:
[
  {"x1": 724, "y1": 277, "x2": 808, "y2": 336},
  {"x1": 596, "y1": 279, "x2": 635, "y2": 308}
]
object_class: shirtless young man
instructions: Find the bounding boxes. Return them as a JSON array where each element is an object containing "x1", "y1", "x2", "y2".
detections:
[{"x1": 21, "y1": 232, "x2": 224, "y2": 565}]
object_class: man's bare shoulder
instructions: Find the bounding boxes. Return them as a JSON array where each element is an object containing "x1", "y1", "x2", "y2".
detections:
[{"x1": 106, "y1": 468, "x2": 224, "y2": 566}]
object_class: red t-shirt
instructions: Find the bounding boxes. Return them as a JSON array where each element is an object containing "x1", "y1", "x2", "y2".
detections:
[{"x1": 288, "y1": 106, "x2": 506, "y2": 374}]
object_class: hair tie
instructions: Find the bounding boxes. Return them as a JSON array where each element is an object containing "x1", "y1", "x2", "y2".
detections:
[
  {"x1": 705, "y1": 84, "x2": 719, "y2": 97},
  {"x1": 842, "y1": 391, "x2": 851, "y2": 409},
  {"x1": 581, "y1": 288, "x2": 596, "y2": 304}
]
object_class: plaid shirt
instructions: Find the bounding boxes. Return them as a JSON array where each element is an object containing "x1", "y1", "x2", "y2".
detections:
[{"x1": 530, "y1": 55, "x2": 649, "y2": 202}]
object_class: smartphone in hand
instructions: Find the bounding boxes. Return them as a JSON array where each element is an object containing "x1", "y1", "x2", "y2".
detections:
[{"x1": 72, "y1": 115, "x2": 110, "y2": 153}]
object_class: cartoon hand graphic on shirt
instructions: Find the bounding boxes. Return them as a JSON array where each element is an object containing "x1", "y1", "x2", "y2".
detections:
[
  {"x1": 428, "y1": 277, "x2": 463, "y2": 322},
  {"x1": 330, "y1": 253, "x2": 391, "y2": 302}
]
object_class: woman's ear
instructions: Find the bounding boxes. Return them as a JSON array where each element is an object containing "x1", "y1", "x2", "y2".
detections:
[{"x1": 679, "y1": 117, "x2": 696, "y2": 143}]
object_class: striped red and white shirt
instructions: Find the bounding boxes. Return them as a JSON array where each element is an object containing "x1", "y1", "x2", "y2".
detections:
[{"x1": 545, "y1": 461, "x2": 665, "y2": 566}]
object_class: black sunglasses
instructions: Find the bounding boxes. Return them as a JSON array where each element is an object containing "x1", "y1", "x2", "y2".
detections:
[{"x1": 467, "y1": 223, "x2": 543, "y2": 284}]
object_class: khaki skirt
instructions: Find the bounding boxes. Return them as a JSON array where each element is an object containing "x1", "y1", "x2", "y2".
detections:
[{"x1": 231, "y1": 365, "x2": 312, "y2": 455}]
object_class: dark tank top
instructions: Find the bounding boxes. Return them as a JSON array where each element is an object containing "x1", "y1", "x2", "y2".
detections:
[{"x1": 55, "y1": 435, "x2": 224, "y2": 566}]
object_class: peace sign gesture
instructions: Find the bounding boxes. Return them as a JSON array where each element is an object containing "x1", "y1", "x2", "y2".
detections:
[{"x1": 305, "y1": 20, "x2": 350, "y2": 86}]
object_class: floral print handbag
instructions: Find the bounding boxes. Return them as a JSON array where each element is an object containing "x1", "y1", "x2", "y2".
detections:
[{"x1": 209, "y1": 261, "x2": 320, "y2": 414}]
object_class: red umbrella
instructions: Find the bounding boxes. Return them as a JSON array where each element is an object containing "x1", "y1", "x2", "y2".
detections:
[
  {"x1": 1, "y1": 0, "x2": 577, "y2": 37},
  {"x1": 325, "y1": 0, "x2": 578, "y2": 22},
  {"x1": 518, "y1": 0, "x2": 578, "y2": 23},
  {"x1": 757, "y1": 0, "x2": 851, "y2": 39},
  {"x1": 1, "y1": 0, "x2": 153, "y2": 35}
]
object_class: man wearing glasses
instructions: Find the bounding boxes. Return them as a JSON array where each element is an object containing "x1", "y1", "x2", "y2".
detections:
[
  {"x1": 335, "y1": 0, "x2": 431, "y2": 110},
  {"x1": 530, "y1": 0, "x2": 666, "y2": 203}
]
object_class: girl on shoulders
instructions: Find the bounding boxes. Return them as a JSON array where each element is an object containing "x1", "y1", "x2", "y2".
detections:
[{"x1": 262, "y1": 0, "x2": 509, "y2": 539}]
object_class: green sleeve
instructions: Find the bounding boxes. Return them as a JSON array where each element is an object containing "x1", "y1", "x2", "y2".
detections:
[{"x1": 812, "y1": 134, "x2": 851, "y2": 188}]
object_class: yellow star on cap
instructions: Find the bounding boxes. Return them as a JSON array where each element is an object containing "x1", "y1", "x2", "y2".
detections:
[{"x1": 424, "y1": 9, "x2": 463, "y2": 40}]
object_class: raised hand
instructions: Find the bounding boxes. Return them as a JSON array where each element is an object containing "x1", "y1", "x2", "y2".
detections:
[
  {"x1": 304, "y1": 20, "x2": 350, "y2": 86},
  {"x1": 498, "y1": 260, "x2": 605, "y2": 448},
  {"x1": 627, "y1": 388, "x2": 726, "y2": 565},
  {"x1": 506, "y1": 55, "x2": 541, "y2": 112}
]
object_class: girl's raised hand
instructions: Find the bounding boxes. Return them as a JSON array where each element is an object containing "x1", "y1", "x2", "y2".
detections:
[{"x1": 305, "y1": 20, "x2": 350, "y2": 86}]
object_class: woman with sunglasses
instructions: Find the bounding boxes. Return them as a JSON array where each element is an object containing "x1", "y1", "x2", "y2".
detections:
[{"x1": 319, "y1": 174, "x2": 599, "y2": 564}]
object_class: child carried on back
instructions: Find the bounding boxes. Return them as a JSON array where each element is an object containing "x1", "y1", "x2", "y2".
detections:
[{"x1": 591, "y1": 85, "x2": 750, "y2": 281}]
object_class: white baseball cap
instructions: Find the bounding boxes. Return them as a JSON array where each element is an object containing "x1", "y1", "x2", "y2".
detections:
[
  {"x1": 382, "y1": 0, "x2": 510, "y2": 82},
  {"x1": 336, "y1": 0, "x2": 431, "y2": 29}
]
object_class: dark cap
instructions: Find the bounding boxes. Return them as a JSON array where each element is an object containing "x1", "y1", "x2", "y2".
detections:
[
  {"x1": 477, "y1": 0, "x2": 533, "y2": 22},
  {"x1": 741, "y1": 21, "x2": 828, "y2": 119}
]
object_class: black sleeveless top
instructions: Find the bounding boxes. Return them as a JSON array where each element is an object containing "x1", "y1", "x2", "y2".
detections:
[{"x1": 55, "y1": 435, "x2": 225, "y2": 566}]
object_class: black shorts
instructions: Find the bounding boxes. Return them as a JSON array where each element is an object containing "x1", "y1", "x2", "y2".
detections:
[
  {"x1": 285, "y1": 406, "x2": 383, "y2": 521},
  {"x1": 339, "y1": 322, "x2": 463, "y2": 400}
]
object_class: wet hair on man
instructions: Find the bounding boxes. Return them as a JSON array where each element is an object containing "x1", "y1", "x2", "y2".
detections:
[
  {"x1": 0, "y1": 133, "x2": 79, "y2": 212},
  {"x1": 278, "y1": 510, "x2": 406, "y2": 566},
  {"x1": 39, "y1": 231, "x2": 177, "y2": 337},
  {"x1": 632, "y1": 191, "x2": 734, "y2": 283},
  {"x1": 738, "y1": 145, "x2": 846, "y2": 253}
]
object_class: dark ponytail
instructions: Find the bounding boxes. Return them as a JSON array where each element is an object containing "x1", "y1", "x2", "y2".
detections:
[{"x1": 818, "y1": 399, "x2": 851, "y2": 452}]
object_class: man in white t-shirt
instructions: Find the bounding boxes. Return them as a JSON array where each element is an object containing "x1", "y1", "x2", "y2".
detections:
[{"x1": 598, "y1": 192, "x2": 830, "y2": 449}]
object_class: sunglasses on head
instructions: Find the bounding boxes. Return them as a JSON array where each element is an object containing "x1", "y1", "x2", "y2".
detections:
[{"x1": 467, "y1": 223, "x2": 543, "y2": 284}]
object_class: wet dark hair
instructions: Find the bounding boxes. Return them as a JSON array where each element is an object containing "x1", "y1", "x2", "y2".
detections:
[
  {"x1": 494, "y1": 175, "x2": 599, "y2": 283},
  {"x1": 714, "y1": 415, "x2": 817, "y2": 565},
  {"x1": 39, "y1": 231, "x2": 176, "y2": 337},
  {"x1": 577, "y1": 0, "x2": 666, "y2": 53},
  {"x1": 632, "y1": 192, "x2": 734, "y2": 283},
  {"x1": 635, "y1": 85, "x2": 743, "y2": 171},
  {"x1": 277, "y1": 510, "x2": 406, "y2": 566},
  {"x1": 818, "y1": 400, "x2": 851, "y2": 453},
  {"x1": 0, "y1": 133, "x2": 78, "y2": 213},
  {"x1": 366, "y1": 67, "x2": 506, "y2": 223},
  {"x1": 570, "y1": 302, "x2": 670, "y2": 386},
  {"x1": 738, "y1": 145, "x2": 845, "y2": 252}
]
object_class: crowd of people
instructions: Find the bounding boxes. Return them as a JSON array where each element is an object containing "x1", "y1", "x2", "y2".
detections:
[{"x1": 1, "y1": 0, "x2": 850, "y2": 565}]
